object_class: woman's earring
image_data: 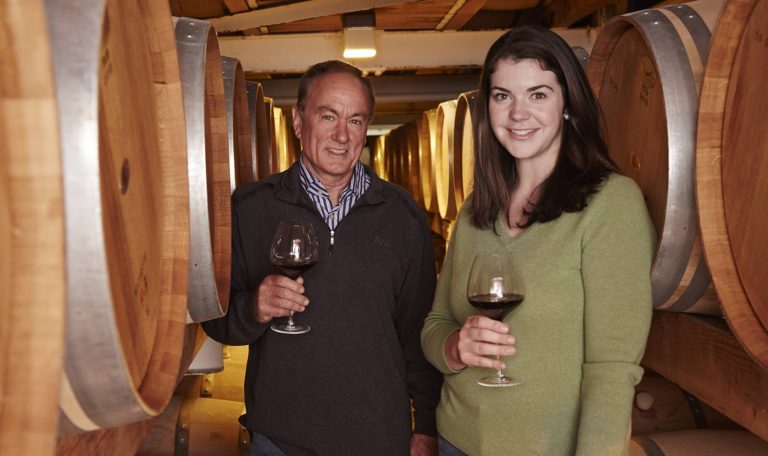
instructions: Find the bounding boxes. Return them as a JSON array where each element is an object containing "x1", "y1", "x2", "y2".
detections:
[{"x1": 563, "y1": 112, "x2": 570, "y2": 120}]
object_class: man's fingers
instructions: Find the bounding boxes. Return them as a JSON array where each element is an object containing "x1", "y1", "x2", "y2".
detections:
[{"x1": 254, "y1": 274, "x2": 311, "y2": 323}]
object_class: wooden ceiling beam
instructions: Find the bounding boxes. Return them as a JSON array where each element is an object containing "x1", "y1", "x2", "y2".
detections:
[
  {"x1": 210, "y1": 0, "x2": 419, "y2": 33},
  {"x1": 547, "y1": 0, "x2": 626, "y2": 27},
  {"x1": 442, "y1": 0, "x2": 488, "y2": 30},
  {"x1": 223, "y1": 0, "x2": 251, "y2": 14}
]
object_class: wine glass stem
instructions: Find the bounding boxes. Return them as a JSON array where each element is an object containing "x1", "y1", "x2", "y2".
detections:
[
  {"x1": 495, "y1": 355, "x2": 504, "y2": 379},
  {"x1": 287, "y1": 311, "x2": 295, "y2": 327}
]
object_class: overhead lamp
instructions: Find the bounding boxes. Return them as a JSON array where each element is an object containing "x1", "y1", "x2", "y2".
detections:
[
  {"x1": 343, "y1": 27, "x2": 377, "y2": 59},
  {"x1": 342, "y1": 11, "x2": 377, "y2": 59}
]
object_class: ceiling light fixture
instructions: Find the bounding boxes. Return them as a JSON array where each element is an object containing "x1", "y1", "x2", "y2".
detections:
[
  {"x1": 342, "y1": 10, "x2": 377, "y2": 59},
  {"x1": 343, "y1": 27, "x2": 377, "y2": 58}
]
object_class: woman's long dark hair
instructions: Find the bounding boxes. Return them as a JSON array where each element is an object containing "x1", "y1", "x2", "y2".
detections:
[{"x1": 470, "y1": 25, "x2": 617, "y2": 230}]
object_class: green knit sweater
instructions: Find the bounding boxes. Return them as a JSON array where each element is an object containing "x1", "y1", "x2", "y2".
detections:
[{"x1": 421, "y1": 174, "x2": 656, "y2": 456}]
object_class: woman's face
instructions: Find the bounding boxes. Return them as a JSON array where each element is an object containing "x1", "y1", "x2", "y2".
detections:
[{"x1": 488, "y1": 58, "x2": 566, "y2": 171}]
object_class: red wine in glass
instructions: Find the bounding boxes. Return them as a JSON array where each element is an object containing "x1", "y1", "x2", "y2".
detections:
[
  {"x1": 467, "y1": 254, "x2": 524, "y2": 387},
  {"x1": 468, "y1": 292, "x2": 524, "y2": 321},
  {"x1": 272, "y1": 257, "x2": 317, "y2": 280},
  {"x1": 269, "y1": 222, "x2": 318, "y2": 334}
]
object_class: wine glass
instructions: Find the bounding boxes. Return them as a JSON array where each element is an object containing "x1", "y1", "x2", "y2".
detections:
[
  {"x1": 269, "y1": 221, "x2": 318, "y2": 335},
  {"x1": 467, "y1": 252, "x2": 524, "y2": 387}
]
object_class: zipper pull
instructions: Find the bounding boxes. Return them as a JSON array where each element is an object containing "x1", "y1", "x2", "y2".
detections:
[{"x1": 329, "y1": 230, "x2": 335, "y2": 255}]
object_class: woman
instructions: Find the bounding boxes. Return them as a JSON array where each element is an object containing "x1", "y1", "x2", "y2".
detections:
[{"x1": 421, "y1": 25, "x2": 655, "y2": 456}]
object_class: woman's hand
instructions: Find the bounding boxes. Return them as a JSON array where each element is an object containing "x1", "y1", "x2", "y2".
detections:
[
  {"x1": 444, "y1": 316, "x2": 516, "y2": 371},
  {"x1": 253, "y1": 275, "x2": 309, "y2": 324}
]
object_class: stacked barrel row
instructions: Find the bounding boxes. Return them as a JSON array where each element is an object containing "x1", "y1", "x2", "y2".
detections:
[
  {"x1": 0, "y1": 1, "x2": 299, "y2": 455},
  {"x1": 376, "y1": 0, "x2": 768, "y2": 372},
  {"x1": 371, "y1": 91, "x2": 479, "y2": 266}
]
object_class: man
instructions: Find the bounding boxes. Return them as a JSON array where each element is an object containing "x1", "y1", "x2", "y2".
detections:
[{"x1": 202, "y1": 60, "x2": 441, "y2": 456}]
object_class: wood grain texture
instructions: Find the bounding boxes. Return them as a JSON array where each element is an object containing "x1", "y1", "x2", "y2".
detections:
[
  {"x1": 52, "y1": 0, "x2": 190, "y2": 433},
  {"x1": 629, "y1": 429, "x2": 768, "y2": 455},
  {"x1": 435, "y1": 99, "x2": 457, "y2": 220},
  {"x1": 227, "y1": 59, "x2": 256, "y2": 188},
  {"x1": 453, "y1": 90, "x2": 478, "y2": 212},
  {"x1": 419, "y1": 109, "x2": 439, "y2": 214},
  {"x1": 631, "y1": 372, "x2": 739, "y2": 435},
  {"x1": 586, "y1": 1, "x2": 723, "y2": 314},
  {"x1": 404, "y1": 120, "x2": 423, "y2": 206},
  {"x1": 56, "y1": 421, "x2": 152, "y2": 456},
  {"x1": 696, "y1": 0, "x2": 768, "y2": 371},
  {"x1": 642, "y1": 311, "x2": 768, "y2": 440},
  {"x1": 0, "y1": 1, "x2": 64, "y2": 454}
]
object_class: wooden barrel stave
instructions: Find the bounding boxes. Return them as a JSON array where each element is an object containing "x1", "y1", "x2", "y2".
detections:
[
  {"x1": 47, "y1": 0, "x2": 190, "y2": 433},
  {"x1": 0, "y1": 0, "x2": 65, "y2": 453},
  {"x1": 629, "y1": 429, "x2": 768, "y2": 455},
  {"x1": 175, "y1": 17, "x2": 232, "y2": 324},
  {"x1": 435, "y1": 100, "x2": 458, "y2": 221},
  {"x1": 404, "y1": 120, "x2": 423, "y2": 206},
  {"x1": 418, "y1": 109, "x2": 438, "y2": 214},
  {"x1": 696, "y1": 0, "x2": 768, "y2": 369},
  {"x1": 453, "y1": 91, "x2": 479, "y2": 210},
  {"x1": 262, "y1": 96, "x2": 280, "y2": 175},
  {"x1": 222, "y1": 56, "x2": 255, "y2": 190},
  {"x1": 587, "y1": 0, "x2": 724, "y2": 314}
]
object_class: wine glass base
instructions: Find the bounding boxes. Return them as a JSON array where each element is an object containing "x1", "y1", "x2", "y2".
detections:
[
  {"x1": 477, "y1": 376, "x2": 522, "y2": 387},
  {"x1": 270, "y1": 322, "x2": 310, "y2": 335}
]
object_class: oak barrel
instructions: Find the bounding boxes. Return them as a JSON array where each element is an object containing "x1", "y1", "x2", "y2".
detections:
[
  {"x1": 245, "y1": 81, "x2": 271, "y2": 180},
  {"x1": 404, "y1": 120, "x2": 423, "y2": 206},
  {"x1": 0, "y1": 1, "x2": 65, "y2": 453},
  {"x1": 453, "y1": 91, "x2": 479, "y2": 209},
  {"x1": 586, "y1": 0, "x2": 724, "y2": 314},
  {"x1": 137, "y1": 396, "x2": 249, "y2": 456},
  {"x1": 696, "y1": 0, "x2": 768, "y2": 369},
  {"x1": 388, "y1": 125, "x2": 407, "y2": 188},
  {"x1": 629, "y1": 430, "x2": 768, "y2": 455},
  {"x1": 273, "y1": 107, "x2": 299, "y2": 172},
  {"x1": 46, "y1": 0, "x2": 191, "y2": 434},
  {"x1": 222, "y1": 56, "x2": 255, "y2": 190},
  {"x1": 631, "y1": 373, "x2": 738, "y2": 435},
  {"x1": 175, "y1": 17, "x2": 232, "y2": 323},
  {"x1": 381, "y1": 129, "x2": 396, "y2": 184},
  {"x1": 371, "y1": 133, "x2": 388, "y2": 180},
  {"x1": 435, "y1": 100, "x2": 458, "y2": 220},
  {"x1": 263, "y1": 96, "x2": 280, "y2": 175},
  {"x1": 418, "y1": 109, "x2": 439, "y2": 214}
]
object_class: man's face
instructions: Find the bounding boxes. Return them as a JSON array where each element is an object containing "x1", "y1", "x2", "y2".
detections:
[{"x1": 292, "y1": 72, "x2": 371, "y2": 184}]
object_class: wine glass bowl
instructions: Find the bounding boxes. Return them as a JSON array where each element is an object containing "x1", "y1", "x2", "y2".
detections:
[
  {"x1": 467, "y1": 252, "x2": 524, "y2": 387},
  {"x1": 269, "y1": 221, "x2": 318, "y2": 334}
]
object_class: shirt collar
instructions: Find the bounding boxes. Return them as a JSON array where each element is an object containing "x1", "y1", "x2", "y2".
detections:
[{"x1": 298, "y1": 156, "x2": 367, "y2": 199}]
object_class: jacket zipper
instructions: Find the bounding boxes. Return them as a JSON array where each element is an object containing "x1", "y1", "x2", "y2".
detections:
[{"x1": 329, "y1": 229, "x2": 335, "y2": 255}]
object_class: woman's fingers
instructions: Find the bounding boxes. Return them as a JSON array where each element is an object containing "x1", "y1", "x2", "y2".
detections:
[
  {"x1": 462, "y1": 316, "x2": 515, "y2": 345},
  {"x1": 456, "y1": 316, "x2": 517, "y2": 368}
]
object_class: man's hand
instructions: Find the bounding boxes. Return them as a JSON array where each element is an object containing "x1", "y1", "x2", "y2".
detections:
[
  {"x1": 410, "y1": 433, "x2": 437, "y2": 456},
  {"x1": 253, "y1": 275, "x2": 309, "y2": 323}
]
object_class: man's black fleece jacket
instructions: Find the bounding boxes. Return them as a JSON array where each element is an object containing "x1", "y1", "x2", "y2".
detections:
[{"x1": 202, "y1": 162, "x2": 442, "y2": 455}]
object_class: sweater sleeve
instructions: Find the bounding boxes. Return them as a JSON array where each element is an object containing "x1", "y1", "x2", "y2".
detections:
[
  {"x1": 396, "y1": 207, "x2": 442, "y2": 437},
  {"x1": 421, "y1": 210, "x2": 464, "y2": 375},
  {"x1": 202, "y1": 188, "x2": 268, "y2": 345},
  {"x1": 575, "y1": 177, "x2": 656, "y2": 455}
]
